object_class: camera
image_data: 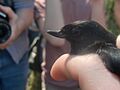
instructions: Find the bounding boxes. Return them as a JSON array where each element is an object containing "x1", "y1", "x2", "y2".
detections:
[{"x1": 0, "y1": 10, "x2": 11, "y2": 44}]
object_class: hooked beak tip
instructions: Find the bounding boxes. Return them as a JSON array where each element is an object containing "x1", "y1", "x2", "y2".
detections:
[{"x1": 47, "y1": 30, "x2": 65, "y2": 38}]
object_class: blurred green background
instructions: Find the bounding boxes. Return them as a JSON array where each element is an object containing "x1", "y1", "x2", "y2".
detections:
[{"x1": 105, "y1": 0, "x2": 120, "y2": 35}]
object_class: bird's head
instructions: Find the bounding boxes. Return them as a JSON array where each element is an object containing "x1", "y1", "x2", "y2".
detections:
[
  {"x1": 47, "y1": 20, "x2": 116, "y2": 44},
  {"x1": 47, "y1": 21, "x2": 90, "y2": 41}
]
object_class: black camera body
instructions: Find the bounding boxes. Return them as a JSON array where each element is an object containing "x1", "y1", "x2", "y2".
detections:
[{"x1": 0, "y1": 4, "x2": 11, "y2": 44}]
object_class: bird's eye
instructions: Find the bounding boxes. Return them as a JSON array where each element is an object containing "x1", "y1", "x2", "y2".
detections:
[{"x1": 71, "y1": 29, "x2": 80, "y2": 36}]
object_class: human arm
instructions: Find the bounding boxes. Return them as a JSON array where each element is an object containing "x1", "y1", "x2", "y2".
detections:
[
  {"x1": 0, "y1": 5, "x2": 33, "y2": 49},
  {"x1": 116, "y1": 34, "x2": 120, "y2": 48},
  {"x1": 115, "y1": 0, "x2": 120, "y2": 48},
  {"x1": 40, "y1": 29, "x2": 66, "y2": 47},
  {"x1": 114, "y1": 0, "x2": 120, "y2": 29},
  {"x1": 36, "y1": 0, "x2": 65, "y2": 47},
  {"x1": 89, "y1": 0, "x2": 107, "y2": 28},
  {"x1": 51, "y1": 54, "x2": 120, "y2": 90}
]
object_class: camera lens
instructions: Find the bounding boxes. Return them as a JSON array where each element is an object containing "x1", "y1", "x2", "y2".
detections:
[
  {"x1": 0, "y1": 12, "x2": 11, "y2": 44},
  {"x1": 0, "y1": 23, "x2": 11, "y2": 43}
]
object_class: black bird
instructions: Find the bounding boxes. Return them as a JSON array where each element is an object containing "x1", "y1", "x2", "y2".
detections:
[{"x1": 47, "y1": 20, "x2": 120, "y2": 76}]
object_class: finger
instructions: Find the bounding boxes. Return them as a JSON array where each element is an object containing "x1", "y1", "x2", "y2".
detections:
[
  {"x1": 50, "y1": 54, "x2": 70, "y2": 81},
  {"x1": 116, "y1": 35, "x2": 120, "y2": 48},
  {"x1": 0, "y1": 43, "x2": 8, "y2": 49},
  {"x1": 0, "y1": 5, "x2": 14, "y2": 19}
]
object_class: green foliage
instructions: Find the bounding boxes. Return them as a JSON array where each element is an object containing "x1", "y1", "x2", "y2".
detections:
[
  {"x1": 27, "y1": 71, "x2": 41, "y2": 90},
  {"x1": 105, "y1": 0, "x2": 120, "y2": 35}
]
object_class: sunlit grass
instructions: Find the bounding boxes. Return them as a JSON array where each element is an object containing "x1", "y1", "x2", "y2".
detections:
[{"x1": 27, "y1": 70, "x2": 41, "y2": 90}]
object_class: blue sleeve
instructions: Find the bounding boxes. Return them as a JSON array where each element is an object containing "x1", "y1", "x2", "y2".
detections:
[{"x1": 13, "y1": 0, "x2": 35, "y2": 10}]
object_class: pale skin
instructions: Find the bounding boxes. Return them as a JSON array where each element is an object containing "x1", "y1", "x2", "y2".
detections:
[
  {"x1": 114, "y1": 0, "x2": 120, "y2": 48},
  {"x1": 0, "y1": 5, "x2": 33, "y2": 49},
  {"x1": 37, "y1": 0, "x2": 106, "y2": 47},
  {"x1": 41, "y1": 0, "x2": 120, "y2": 89},
  {"x1": 89, "y1": 0, "x2": 107, "y2": 28},
  {"x1": 44, "y1": 0, "x2": 120, "y2": 89},
  {"x1": 37, "y1": 0, "x2": 65, "y2": 47},
  {"x1": 51, "y1": 53, "x2": 120, "y2": 90},
  {"x1": 114, "y1": 0, "x2": 120, "y2": 29},
  {"x1": 116, "y1": 35, "x2": 120, "y2": 48}
]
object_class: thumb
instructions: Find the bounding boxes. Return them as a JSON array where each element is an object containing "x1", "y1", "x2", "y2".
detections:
[
  {"x1": 50, "y1": 54, "x2": 70, "y2": 81},
  {"x1": 116, "y1": 34, "x2": 120, "y2": 48}
]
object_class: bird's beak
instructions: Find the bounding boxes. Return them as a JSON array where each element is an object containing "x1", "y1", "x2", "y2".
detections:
[{"x1": 47, "y1": 30, "x2": 65, "y2": 38}]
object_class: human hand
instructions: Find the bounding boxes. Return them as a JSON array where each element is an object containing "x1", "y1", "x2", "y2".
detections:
[
  {"x1": 116, "y1": 35, "x2": 120, "y2": 48},
  {"x1": 34, "y1": 0, "x2": 45, "y2": 19},
  {"x1": 51, "y1": 53, "x2": 108, "y2": 80},
  {"x1": 34, "y1": 0, "x2": 45, "y2": 33},
  {"x1": 0, "y1": 5, "x2": 18, "y2": 49},
  {"x1": 51, "y1": 53, "x2": 120, "y2": 90}
]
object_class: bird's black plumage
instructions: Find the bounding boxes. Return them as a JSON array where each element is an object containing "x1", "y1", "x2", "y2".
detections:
[{"x1": 47, "y1": 20, "x2": 120, "y2": 76}]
